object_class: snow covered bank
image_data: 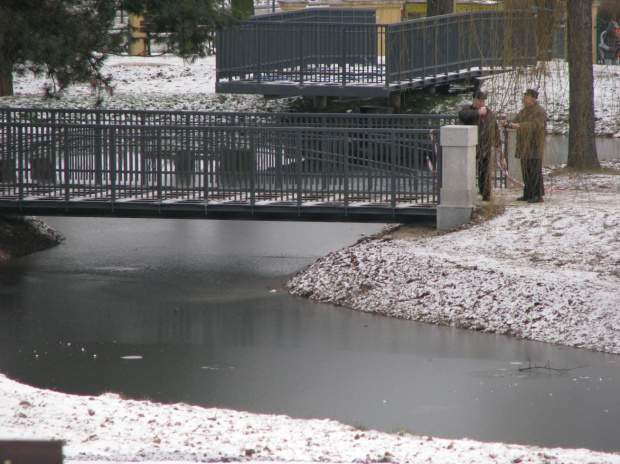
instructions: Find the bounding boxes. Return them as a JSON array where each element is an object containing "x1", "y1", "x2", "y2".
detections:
[
  {"x1": 287, "y1": 163, "x2": 620, "y2": 355},
  {"x1": 2, "y1": 372, "x2": 620, "y2": 464}
]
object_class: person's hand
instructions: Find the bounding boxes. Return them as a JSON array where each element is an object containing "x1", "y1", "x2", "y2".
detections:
[
  {"x1": 478, "y1": 106, "x2": 487, "y2": 116},
  {"x1": 500, "y1": 119, "x2": 508, "y2": 126},
  {"x1": 510, "y1": 123, "x2": 520, "y2": 130}
]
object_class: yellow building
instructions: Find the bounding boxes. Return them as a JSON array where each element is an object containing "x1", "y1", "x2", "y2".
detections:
[
  {"x1": 128, "y1": 14, "x2": 149, "y2": 56},
  {"x1": 277, "y1": 0, "x2": 502, "y2": 23},
  {"x1": 404, "y1": 0, "x2": 501, "y2": 20}
]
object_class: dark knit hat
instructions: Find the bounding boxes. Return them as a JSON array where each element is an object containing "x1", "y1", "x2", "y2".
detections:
[
  {"x1": 524, "y1": 88, "x2": 539, "y2": 99},
  {"x1": 473, "y1": 90, "x2": 487, "y2": 100}
]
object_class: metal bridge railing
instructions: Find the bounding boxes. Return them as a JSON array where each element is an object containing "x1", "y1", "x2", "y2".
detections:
[
  {"x1": 386, "y1": 10, "x2": 536, "y2": 85},
  {"x1": 0, "y1": 117, "x2": 442, "y2": 217},
  {"x1": 0, "y1": 108, "x2": 459, "y2": 130},
  {"x1": 216, "y1": 9, "x2": 536, "y2": 94}
]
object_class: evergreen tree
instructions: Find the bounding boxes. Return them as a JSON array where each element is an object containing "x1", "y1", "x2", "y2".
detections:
[
  {"x1": 0, "y1": 0, "x2": 120, "y2": 97},
  {"x1": 231, "y1": 0, "x2": 254, "y2": 17},
  {"x1": 122, "y1": 0, "x2": 236, "y2": 59},
  {"x1": 0, "y1": 0, "x2": 234, "y2": 98}
]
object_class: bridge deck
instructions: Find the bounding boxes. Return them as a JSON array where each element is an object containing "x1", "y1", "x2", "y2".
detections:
[
  {"x1": 0, "y1": 186, "x2": 436, "y2": 223},
  {"x1": 216, "y1": 68, "x2": 499, "y2": 98}
]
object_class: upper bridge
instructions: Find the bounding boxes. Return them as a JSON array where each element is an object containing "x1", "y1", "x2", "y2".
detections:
[
  {"x1": 0, "y1": 108, "x2": 459, "y2": 223},
  {"x1": 216, "y1": 8, "x2": 537, "y2": 99}
]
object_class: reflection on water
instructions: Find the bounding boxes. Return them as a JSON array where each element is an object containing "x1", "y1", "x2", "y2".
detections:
[{"x1": 0, "y1": 217, "x2": 619, "y2": 452}]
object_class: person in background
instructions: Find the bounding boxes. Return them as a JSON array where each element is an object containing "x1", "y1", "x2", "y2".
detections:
[
  {"x1": 501, "y1": 89, "x2": 548, "y2": 204},
  {"x1": 458, "y1": 89, "x2": 499, "y2": 201},
  {"x1": 599, "y1": 21, "x2": 619, "y2": 65},
  {"x1": 616, "y1": 26, "x2": 620, "y2": 65}
]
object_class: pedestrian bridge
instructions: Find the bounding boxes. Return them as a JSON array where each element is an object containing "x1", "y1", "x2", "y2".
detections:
[
  {"x1": 216, "y1": 8, "x2": 537, "y2": 99},
  {"x1": 0, "y1": 109, "x2": 459, "y2": 223}
]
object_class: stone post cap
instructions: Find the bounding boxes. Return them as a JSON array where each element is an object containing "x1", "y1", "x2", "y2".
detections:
[{"x1": 440, "y1": 125, "x2": 478, "y2": 147}]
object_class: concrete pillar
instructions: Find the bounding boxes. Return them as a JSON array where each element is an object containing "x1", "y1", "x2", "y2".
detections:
[{"x1": 437, "y1": 125, "x2": 478, "y2": 231}]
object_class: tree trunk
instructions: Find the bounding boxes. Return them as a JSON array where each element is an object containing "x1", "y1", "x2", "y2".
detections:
[
  {"x1": 427, "y1": 0, "x2": 456, "y2": 17},
  {"x1": 0, "y1": 56, "x2": 13, "y2": 97},
  {"x1": 566, "y1": 0, "x2": 599, "y2": 170}
]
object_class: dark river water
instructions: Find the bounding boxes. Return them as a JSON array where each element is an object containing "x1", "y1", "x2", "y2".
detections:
[{"x1": 0, "y1": 217, "x2": 619, "y2": 452}]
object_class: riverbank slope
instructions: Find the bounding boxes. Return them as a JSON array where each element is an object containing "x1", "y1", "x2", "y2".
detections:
[
  {"x1": 287, "y1": 162, "x2": 620, "y2": 355},
  {"x1": 0, "y1": 215, "x2": 64, "y2": 260}
]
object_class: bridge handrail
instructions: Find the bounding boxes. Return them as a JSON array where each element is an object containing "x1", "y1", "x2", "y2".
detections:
[
  {"x1": 1, "y1": 120, "x2": 440, "y2": 133},
  {"x1": 0, "y1": 107, "x2": 456, "y2": 123},
  {"x1": 216, "y1": 9, "x2": 537, "y2": 89}
]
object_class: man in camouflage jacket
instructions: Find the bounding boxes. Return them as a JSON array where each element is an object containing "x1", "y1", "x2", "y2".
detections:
[{"x1": 502, "y1": 89, "x2": 548, "y2": 203}]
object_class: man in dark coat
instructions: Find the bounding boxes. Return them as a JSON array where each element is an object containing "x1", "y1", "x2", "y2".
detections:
[
  {"x1": 501, "y1": 89, "x2": 548, "y2": 203},
  {"x1": 458, "y1": 90, "x2": 499, "y2": 201}
]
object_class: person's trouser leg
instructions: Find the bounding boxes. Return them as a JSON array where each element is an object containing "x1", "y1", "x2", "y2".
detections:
[
  {"x1": 529, "y1": 159, "x2": 544, "y2": 198},
  {"x1": 478, "y1": 155, "x2": 491, "y2": 200},
  {"x1": 520, "y1": 158, "x2": 531, "y2": 199}
]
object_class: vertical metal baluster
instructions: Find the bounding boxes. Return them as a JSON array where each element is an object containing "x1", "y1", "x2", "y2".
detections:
[
  {"x1": 344, "y1": 129, "x2": 349, "y2": 214},
  {"x1": 157, "y1": 128, "x2": 162, "y2": 202},
  {"x1": 16, "y1": 120, "x2": 24, "y2": 204},
  {"x1": 436, "y1": 134, "x2": 442, "y2": 205},
  {"x1": 64, "y1": 127, "x2": 70, "y2": 208},
  {"x1": 250, "y1": 130, "x2": 256, "y2": 212},
  {"x1": 110, "y1": 127, "x2": 117, "y2": 210},
  {"x1": 203, "y1": 128, "x2": 209, "y2": 214},
  {"x1": 391, "y1": 131, "x2": 396, "y2": 213},
  {"x1": 95, "y1": 113, "x2": 103, "y2": 187},
  {"x1": 296, "y1": 131, "x2": 302, "y2": 215}
]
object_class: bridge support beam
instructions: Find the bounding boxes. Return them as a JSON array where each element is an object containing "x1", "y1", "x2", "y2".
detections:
[{"x1": 437, "y1": 125, "x2": 478, "y2": 230}]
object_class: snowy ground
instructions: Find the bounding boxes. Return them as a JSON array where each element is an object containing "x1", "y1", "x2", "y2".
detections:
[
  {"x1": 4, "y1": 55, "x2": 297, "y2": 113},
  {"x1": 2, "y1": 55, "x2": 620, "y2": 464}
]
